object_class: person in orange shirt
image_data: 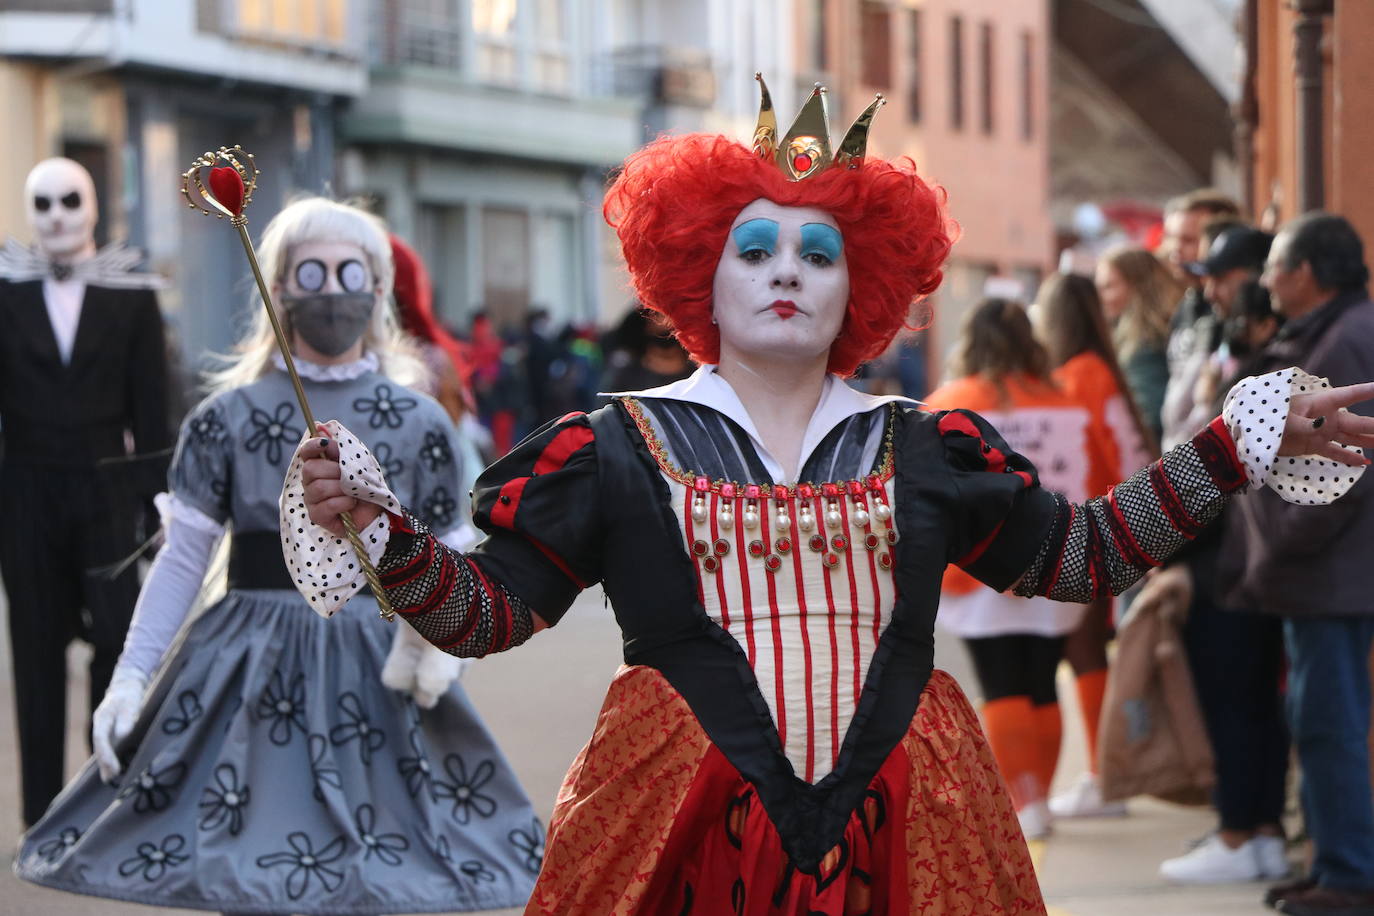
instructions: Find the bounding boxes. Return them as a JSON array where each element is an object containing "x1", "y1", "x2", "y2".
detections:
[
  {"x1": 1034, "y1": 272, "x2": 1158, "y2": 819},
  {"x1": 928, "y1": 297, "x2": 1109, "y2": 839}
]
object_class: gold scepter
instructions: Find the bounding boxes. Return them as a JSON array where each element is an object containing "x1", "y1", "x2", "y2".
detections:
[{"x1": 180, "y1": 145, "x2": 397, "y2": 621}]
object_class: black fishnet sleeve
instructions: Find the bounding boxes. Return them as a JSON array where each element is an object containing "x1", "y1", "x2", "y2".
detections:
[
  {"x1": 1010, "y1": 417, "x2": 1249, "y2": 601},
  {"x1": 378, "y1": 511, "x2": 536, "y2": 657}
]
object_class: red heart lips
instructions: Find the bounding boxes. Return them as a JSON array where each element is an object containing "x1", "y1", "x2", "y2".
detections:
[
  {"x1": 769, "y1": 300, "x2": 799, "y2": 320},
  {"x1": 208, "y1": 165, "x2": 245, "y2": 216}
]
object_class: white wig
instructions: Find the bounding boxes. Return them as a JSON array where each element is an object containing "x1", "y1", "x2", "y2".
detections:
[{"x1": 206, "y1": 196, "x2": 426, "y2": 394}]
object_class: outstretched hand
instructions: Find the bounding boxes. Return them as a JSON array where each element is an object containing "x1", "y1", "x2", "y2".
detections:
[
  {"x1": 298, "y1": 424, "x2": 384, "y2": 537},
  {"x1": 1282, "y1": 382, "x2": 1374, "y2": 466}
]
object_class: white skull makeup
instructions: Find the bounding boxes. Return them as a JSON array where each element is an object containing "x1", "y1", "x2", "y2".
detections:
[{"x1": 24, "y1": 158, "x2": 98, "y2": 262}]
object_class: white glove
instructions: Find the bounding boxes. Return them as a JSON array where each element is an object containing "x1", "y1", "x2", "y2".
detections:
[
  {"x1": 381, "y1": 622, "x2": 466, "y2": 709},
  {"x1": 92, "y1": 670, "x2": 148, "y2": 782}
]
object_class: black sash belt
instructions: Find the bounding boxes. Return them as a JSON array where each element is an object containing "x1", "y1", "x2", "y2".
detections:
[{"x1": 228, "y1": 531, "x2": 296, "y2": 591}]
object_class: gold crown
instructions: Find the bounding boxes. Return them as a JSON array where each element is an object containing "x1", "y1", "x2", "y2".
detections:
[{"x1": 753, "y1": 73, "x2": 885, "y2": 181}]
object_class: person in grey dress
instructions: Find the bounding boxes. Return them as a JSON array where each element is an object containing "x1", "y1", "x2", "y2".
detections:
[{"x1": 14, "y1": 198, "x2": 540, "y2": 915}]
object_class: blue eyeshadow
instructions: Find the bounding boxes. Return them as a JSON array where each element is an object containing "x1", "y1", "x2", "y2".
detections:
[
  {"x1": 733, "y1": 218, "x2": 779, "y2": 255},
  {"x1": 801, "y1": 223, "x2": 843, "y2": 262}
]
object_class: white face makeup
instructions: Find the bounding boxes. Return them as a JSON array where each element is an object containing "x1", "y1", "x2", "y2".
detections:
[
  {"x1": 711, "y1": 198, "x2": 850, "y2": 366},
  {"x1": 25, "y1": 158, "x2": 98, "y2": 261}
]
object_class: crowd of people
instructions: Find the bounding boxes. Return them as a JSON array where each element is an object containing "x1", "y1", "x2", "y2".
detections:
[
  {"x1": 922, "y1": 188, "x2": 1374, "y2": 915},
  {"x1": 3, "y1": 103, "x2": 1374, "y2": 915}
]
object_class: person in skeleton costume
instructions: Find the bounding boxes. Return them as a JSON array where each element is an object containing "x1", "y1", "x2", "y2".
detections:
[
  {"x1": 292, "y1": 83, "x2": 1374, "y2": 914},
  {"x1": 0, "y1": 157, "x2": 172, "y2": 828},
  {"x1": 15, "y1": 197, "x2": 540, "y2": 915}
]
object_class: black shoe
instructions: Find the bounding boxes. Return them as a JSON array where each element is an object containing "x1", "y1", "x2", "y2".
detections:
[
  {"x1": 1277, "y1": 885, "x2": 1374, "y2": 916},
  {"x1": 1268, "y1": 878, "x2": 1318, "y2": 909}
]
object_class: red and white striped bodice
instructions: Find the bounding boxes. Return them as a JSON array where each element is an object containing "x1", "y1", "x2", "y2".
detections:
[{"x1": 633, "y1": 412, "x2": 901, "y2": 783}]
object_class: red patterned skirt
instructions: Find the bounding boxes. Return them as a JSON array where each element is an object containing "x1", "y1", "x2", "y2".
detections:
[{"x1": 525, "y1": 667, "x2": 1045, "y2": 915}]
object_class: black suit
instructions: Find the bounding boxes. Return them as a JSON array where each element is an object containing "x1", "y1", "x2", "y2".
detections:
[{"x1": 0, "y1": 278, "x2": 171, "y2": 826}]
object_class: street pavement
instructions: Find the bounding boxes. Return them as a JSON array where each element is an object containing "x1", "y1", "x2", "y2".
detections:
[{"x1": 1, "y1": 584, "x2": 1280, "y2": 915}]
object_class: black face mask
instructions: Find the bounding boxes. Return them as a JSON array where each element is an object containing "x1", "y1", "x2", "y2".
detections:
[{"x1": 283, "y1": 293, "x2": 375, "y2": 357}]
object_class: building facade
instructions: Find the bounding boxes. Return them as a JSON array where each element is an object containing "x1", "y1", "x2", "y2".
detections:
[
  {"x1": 344, "y1": 0, "x2": 798, "y2": 335},
  {"x1": 1244, "y1": 0, "x2": 1374, "y2": 243},
  {"x1": 0, "y1": 0, "x2": 368, "y2": 367},
  {"x1": 794, "y1": 0, "x2": 1054, "y2": 378}
]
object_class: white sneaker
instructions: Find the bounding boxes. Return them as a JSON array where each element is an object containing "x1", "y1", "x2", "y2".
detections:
[
  {"x1": 1159, "y1": 834, "x2": 1262, "y2": 884},
  {"x1": 1048, "y1": 772, "x2": 1128, "y2": 818},
  {"x1": 1253, "y1": 835, "x2": 1291, "y2": 879},
  {"x1": 1018, "y1": 800, "x2": 1053, "y2": 840}
]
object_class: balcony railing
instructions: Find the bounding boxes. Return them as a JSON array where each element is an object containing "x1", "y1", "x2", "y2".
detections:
[
  {"x1": 597, "y1": 45, "x2": 715, "y2": 108},
  {"x1": 0, "y1": 1, "x2": 114, "y2": 11},
  {"x1": 369, "y1": 0, "x2": 462, "y2": 70}
]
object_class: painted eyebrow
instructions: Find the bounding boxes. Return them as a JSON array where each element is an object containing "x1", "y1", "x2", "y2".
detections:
[
  {"x1": 732, "y1": 218, "x2": 779, "y2": 254},
  {"x1": 800, "y1": 222, "x2": 843, "y2": 260}
]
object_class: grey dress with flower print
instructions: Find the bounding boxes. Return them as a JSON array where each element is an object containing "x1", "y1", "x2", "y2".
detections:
[{"x1": 16, "y1": 368, "x2": 541, "y2": 914}]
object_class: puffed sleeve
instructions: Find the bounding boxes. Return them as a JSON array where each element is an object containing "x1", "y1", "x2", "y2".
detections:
[
  {"x1": 167, "y1": 395, "x2": 233, "y2": 524},
  {"x1": 466, "y1": 412, "x2": 602, "y2": 624},
  {"x1": 937, "y1": 409, "x2": 1060, "y2": 592}
]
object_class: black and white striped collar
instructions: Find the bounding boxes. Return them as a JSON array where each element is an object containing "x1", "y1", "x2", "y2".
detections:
[{"x1": 606, "y1": 364, "x2": 918, "y2": 483}]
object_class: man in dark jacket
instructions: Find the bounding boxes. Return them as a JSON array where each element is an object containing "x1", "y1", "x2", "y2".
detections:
[{"x1": 1219, "y1": 213, "x2": 1374, "y2": 915}]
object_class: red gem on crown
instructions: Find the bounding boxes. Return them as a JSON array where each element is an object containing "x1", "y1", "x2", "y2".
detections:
[{"x1": 793, "y1": 153, "x2": 813, "y2": 172}]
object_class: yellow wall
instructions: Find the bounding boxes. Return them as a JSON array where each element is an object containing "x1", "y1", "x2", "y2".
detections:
[{"x1": 0, "y1": 61, "x2": 58, "y2": 245}]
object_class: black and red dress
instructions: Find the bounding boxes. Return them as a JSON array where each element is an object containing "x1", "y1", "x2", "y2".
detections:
[{"x1": 299, "y1": 366, "x2": 1252, "y2": 915}]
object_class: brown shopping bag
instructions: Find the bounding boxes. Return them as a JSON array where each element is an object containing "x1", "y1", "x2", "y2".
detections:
[{"x1": 1098, "y1": 568, "x2": 1215, "y2": 805}]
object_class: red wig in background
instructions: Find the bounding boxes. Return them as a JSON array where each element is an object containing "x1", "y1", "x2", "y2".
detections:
[
  {"x1": 389, "y1": 234, "x2": 471, "y2": 385},
  {"x1": 603, "y1": 133, "x2": 956, "y2": 376}
]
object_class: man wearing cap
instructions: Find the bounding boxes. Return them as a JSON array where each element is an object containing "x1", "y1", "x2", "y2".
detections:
[{"x1": 1160, "y1": 224, "x2": 1273, "y2": 449}]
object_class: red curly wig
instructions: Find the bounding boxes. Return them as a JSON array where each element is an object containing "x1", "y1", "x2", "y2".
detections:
[{"x1": 603, "y1": 133, "x2": 955, "y2": 376}]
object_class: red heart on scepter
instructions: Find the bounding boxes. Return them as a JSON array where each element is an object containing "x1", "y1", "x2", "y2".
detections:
[{"x1": 208, "y1": 165, "x2": 245, "y2": 216}]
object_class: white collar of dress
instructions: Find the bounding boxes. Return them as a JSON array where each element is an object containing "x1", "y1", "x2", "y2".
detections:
[
  {"x1": 273, "y1": 351, "x2": 379, "y2": 382},
  {"x1": 603, "y1": 364, "x2": 920, "y2": 478}
]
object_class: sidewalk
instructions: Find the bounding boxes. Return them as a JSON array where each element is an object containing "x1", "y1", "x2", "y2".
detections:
[{"x1": 0, "y1": 585, "x2": 1275, "y2": 914}]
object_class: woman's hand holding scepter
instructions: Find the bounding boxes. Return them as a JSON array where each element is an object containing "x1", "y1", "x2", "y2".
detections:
[{"x1": 180, "y1": 146, "x2": 396, "y2": 620}]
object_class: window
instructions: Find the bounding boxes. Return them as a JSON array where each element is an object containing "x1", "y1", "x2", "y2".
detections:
[
  {"x1": 949, "y1": 15, "x2": 964, "y2": 130},
  {"x1": 907, "y1": 8, "x2": 922, "y2": 123},
  {"x1": 1020, "y1": 30, "x2": 1034, "y2": 141},
  {"x1": 467, "y1": 0, "x2": 571, "y2": 92},
  {"x1": 860, "y1": 1, "x2": 891, "y2": 90},
  {"x1": 979, "y1": 21, "x2": 994, "y2": 135},
  {"x1": 532, "y1": 0, "x2": 570, "y2": 92},
  {"x1": 222, "y1": 0, "x2": 349, "y2": 49},
  {"x1": 417, "y1": 204, "x2": 468, "y2": 325},
  {"x1": 473, "y1": 0, "x2": 519, "y2": 84},
  {"x1": 811, "y1": 0, "x2": 828, "y2": 71},
  {"x1": 482, "y1": 207, "x2": 530, "y2": 332}
]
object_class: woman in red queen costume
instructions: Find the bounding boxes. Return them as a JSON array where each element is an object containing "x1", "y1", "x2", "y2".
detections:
[{"x1": 284, "y1": 78, "x2": 1374, "y2": 914}]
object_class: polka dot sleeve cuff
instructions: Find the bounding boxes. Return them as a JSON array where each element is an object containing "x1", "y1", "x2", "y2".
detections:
[
  {"x1": 280, "y1": 420, "x2": 401, "y2": 619},
  {"x1": 1223, "y1": 367, "x2": 1365, "y2": 505}
]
